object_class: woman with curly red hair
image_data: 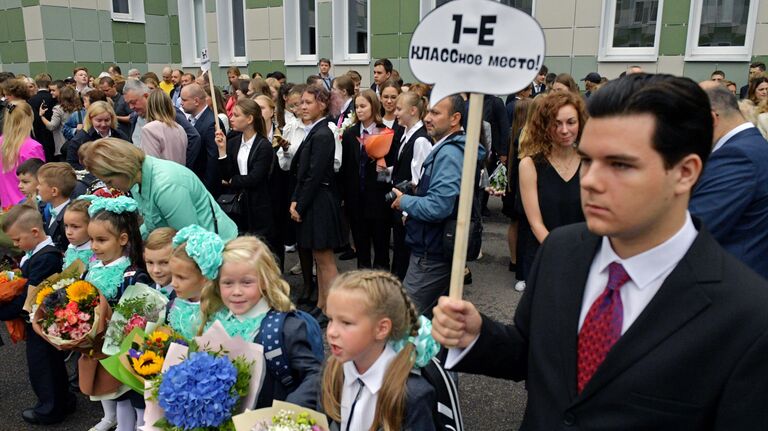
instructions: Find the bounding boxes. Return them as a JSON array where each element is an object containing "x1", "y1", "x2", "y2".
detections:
[{"x1": 515, "y1": 91, "x2": 588, "y2": 291}]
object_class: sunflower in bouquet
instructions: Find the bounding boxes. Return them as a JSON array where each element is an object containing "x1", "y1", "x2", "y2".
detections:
[
  {"x1": 36, "y1": 280, "x2": 100, "y2": 341},
  {"x1": 127, "y1": 327, "x2": 187, "y2": 379}
]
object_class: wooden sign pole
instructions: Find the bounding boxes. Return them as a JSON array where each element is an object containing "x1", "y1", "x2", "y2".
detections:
[
  {"x1": 449, "y1": 92, "x2": 485, "y2": 299},
  {"x1": 206, "y1": 71, "x2": 221, "y2": 133}
]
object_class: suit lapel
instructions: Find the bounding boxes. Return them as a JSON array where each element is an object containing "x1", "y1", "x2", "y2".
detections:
[
  {"x1": 574, "y1": 229, "x2": 719, "y2": 404},
  {"x1": 556, "y1": 228, "x2": 601, "y2": 400},
  {"x1": 247, "y1": 136, "x2": 262, "y2": 168}
]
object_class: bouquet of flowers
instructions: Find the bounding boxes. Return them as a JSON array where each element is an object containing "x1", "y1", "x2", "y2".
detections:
[
  {"x1": 232, "y1": 401, "x2": 329, "y2": 431},
  {"x1": 101, "y1": 325, "x2": 187, "y2": 394},
  {"x1": 102, "y1": 283, "x2": 169, "y2": 356},
  {"x1": 358, "y1": 128, "x2": 395, "y2": 170},
  {"x1": 33, "y1": 280, "x2": 102, "y2": 345},
  {"x1": 23, "y1": 259, "x2": 85, "y2": 315},
  {"x1": 141, "y1": 321, "x2": 264, "y2": 431},
  {"x1": 328, "y1": 110, "x2": 356, "y2": 144},
  {"x1": 487, "y1": 162, "x2": 508, "y2": 195},
  {"x1": 0, "y1": 267, "x2": 27, "y2": 343}
]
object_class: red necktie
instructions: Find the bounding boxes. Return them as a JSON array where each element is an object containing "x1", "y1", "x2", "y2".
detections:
[{"x1": 577, "y1": 262, "x2": 631, "y2": 393}]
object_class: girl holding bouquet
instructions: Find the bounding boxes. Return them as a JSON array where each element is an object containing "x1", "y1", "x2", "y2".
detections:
[
  {"x1": 62, "y1": 197, "x2": 95, "y2": 270},
  {"x1": 84, "y1": 196, "x2": 151, "y2": 431},
  {"x1": 199, "y1": 236, "x2": 323, "y2": 409},
  {"x1": 322, "y1": 270, "x2": 440, "y2": 431},
  {"x1": 167, "y1": 224, "x2": 224, "y2": 340}
]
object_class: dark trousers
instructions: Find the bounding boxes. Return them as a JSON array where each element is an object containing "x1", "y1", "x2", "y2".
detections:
[
  {"x1": 391, "y1": 214, "x2": 410, "y2": 280},
  {"x1": 26, "y1": 324, "x2": 72, "y2": 417},
  {"x1": 350, "y1": 213, "x2": 391, "y2": 270}
]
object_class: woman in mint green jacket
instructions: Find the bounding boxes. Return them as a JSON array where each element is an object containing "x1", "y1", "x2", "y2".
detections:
[{"x1": 80, "y1": 138, "x2": 237, "y2": 240}]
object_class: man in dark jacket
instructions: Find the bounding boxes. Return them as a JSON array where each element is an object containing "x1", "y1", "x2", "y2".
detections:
[{"x1": 28, "y1": 75, "x2": 56, "y2": 161}]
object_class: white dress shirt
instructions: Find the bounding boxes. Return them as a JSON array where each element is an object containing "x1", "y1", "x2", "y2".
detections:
[
  {"x1": 278, "y1": 112, "x2": 306, "y2": 171},
  {"x1": 237, "y1": 134, "x2": 256, "y2": 175},
  {"x1": 399, "y1": 121, "x2": 433, "y2": 185},
  {"x1": 49, "y1": 199, "x2": 70, "y2": 227},
  {"x1": 712, "y1": 122, "x2": 755, "y2": 153},
  {"x1": 447, "y1": 213, "x2": 698, "y2": 367},
  {"x1": 340, "y1": 345, "x2": 397, "y2": 431},
  {"x1": 20, "y1": 236, "x2": 54, "y2": 267}
]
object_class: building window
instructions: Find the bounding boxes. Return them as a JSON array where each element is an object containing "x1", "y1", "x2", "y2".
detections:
[
  {"x1": 111, "y1": 0, "x2": 145, "y2": 23},
  {"x1": 685, "y1": 0, "x2": 758, "y2": 61},
  {"x1": 284, "y1": 0, "x2": 318, "y2": 65},
  {"x1": 599, "y1": 0, "x2": 663, "y2": 62},
  {"x1": 178, "y1": 0, "x2": 208, "y2": 67},
  {"x1": 420, "y1": 0, "x2": 533, "y2": 18},
  {"x1": 332, "y1": 0, "x2": 370, "y2": 64},
  {"x1": 217, "y1": 0, "x2": 247, "y2": 66}
]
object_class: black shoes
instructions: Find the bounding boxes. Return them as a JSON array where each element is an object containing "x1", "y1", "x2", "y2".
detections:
[
  {"x1": 22, "y1": 397, "x2": 76, "y2": 425},
  {"x1": 339, "y1": 250, "x2": 357, "y2": 260}
]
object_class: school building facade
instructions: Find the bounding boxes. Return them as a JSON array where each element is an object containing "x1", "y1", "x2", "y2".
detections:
[{"x1": 0, "y1": 0, "x2": 765, "y2": 90}]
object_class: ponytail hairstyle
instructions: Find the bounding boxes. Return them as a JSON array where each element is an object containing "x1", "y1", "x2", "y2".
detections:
[
  {"x1": 321, "y1": 270, "x2": 420, "y2": 431},
  {"x1": 235, "y1": 97, "x2": 267, "y2": 139},
  {"x1": 1, "y1": 100, "x2": 34, "y2": 172},
  {"x1": 396, "y1": 91, "x2": 429, "y2": 121},
  {"x1": 88, "y1": 196, "x2": 145, "y2": 270},
  {"x1": 199, "y1": 236, "x2": 293, "y2": 335}
]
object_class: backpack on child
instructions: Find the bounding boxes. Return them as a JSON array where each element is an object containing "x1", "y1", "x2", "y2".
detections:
[
  {"x1": 255, "y1": 309, "x2": 325, "y2": 387},
  {"x1": 418, "y1": 355, "x2": 464, "y2": 431}
]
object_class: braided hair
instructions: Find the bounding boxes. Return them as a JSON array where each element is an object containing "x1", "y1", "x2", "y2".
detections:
[{"x1": 321, "y1": 270, "x2": 420, "y2": 431}]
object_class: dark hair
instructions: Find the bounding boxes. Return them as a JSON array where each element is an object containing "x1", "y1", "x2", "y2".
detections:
[
  {"x1": 374, "y1": 58, "x2": 393, "y2": 73},
  {"x1": 333, "y1": 75, "x2": 355, "y2": 98},
  {"x1": 306, "y1": 75, "x2": 321, "y2": 85},
  {"x1": 446, "y1": 94, "x2": 465, "y2": 117},
  {"x1": 84, "y1": 89, "x2": 108, "y2": 103},
  {"x1": 142, "y1": 72, "x2": 160, "y2": 83},
  {"x1": 99, "y1": 76, "x2": 115, "y2": 87},
  {"x1": 58, "y1": 86, "x2": 82, "y2": 113},
  {"x1": 587, "y1": 74, "x2": 713, "y2": 169},
  {"x1": 302, "y1": 85, "x2": 330, "y2": 115},
  {"x1": 750, "y1": 62, "x2": 766, "y2": 72},
  {"x1": 90, "y1": 208, "x2": 145, "y2": 270},
  {"x1": 108, "y1": 64, "x2": 122, "y2": 75},
  {"x1": 0, "y1": 72, "x2": 16, "y2": 83},
  {"x1": 555, "y1": 73, "x2": 580, "y2": 93},
  {"x1": 346, "y1": 70, "x2": 362, "y2": 81},
  {"x1": 2, "y1": 79, "x2": 30, "y2": 100},
  {"x1": 545, "y1": 72, "x2": 557, "y2": 85},
  {"x1": 539, "y1": 65, "x2": 549, "y2": 75},
  {"x1": 318, "y1": 58, "x2": 331, "y2": 66},
  {"x1": 266, "y1": 71, "x2": 286, "y2": 81},
  {"x1": 234, "y1": 97, "x2": 267, "y2": 138},
  {"x1": 51, "y1": 80, "x2": 65, "y2": 89},
  {"x1": 379, "y1": 79, "x2": 401, "y2": 95},
  {"x1": 237, "y1": 79, "x2": 251, "y2": 96},
  {"x1": 356, "y1": 89, "x2": 383, "y2": 125},
  {"x1": 711, "y1": 70, "x2": 725, "y2": 78},
  {"x1": 747, "y1": 75, "x2": 768, "y2": 104},
  {"x1": 16, "y1": 157, "x2": 45, "y2": 176},
  {"x1": 35, "y1": 75, "x2": 51, "y2": 89}
]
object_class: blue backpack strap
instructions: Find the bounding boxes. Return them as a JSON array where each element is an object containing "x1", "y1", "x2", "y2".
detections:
[
  {"x1": 257, "y1": 310, "x2": 293, "y2": 387},
  {"x1": 294, "y1": 310, "x2": 325, "y2": 362}
]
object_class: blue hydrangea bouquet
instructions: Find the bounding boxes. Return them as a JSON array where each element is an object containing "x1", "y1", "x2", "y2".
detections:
[{"x1": 140, "y1": 321, "x2": 265, "y2": 431}]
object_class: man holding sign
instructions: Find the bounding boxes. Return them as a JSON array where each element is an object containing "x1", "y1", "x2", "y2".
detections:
[{"x1": 432, "y1": 75, "x2": 768, "y2": 429}]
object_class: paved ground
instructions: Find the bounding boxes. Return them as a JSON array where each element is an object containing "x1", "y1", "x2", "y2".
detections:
[{"x1": 0, "y1": 197, "x2": 527, "y2": 430}]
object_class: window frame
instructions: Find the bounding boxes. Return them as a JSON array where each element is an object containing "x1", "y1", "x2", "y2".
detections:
[
  {"x1": 419, "y1": 0, "x2": 535, "y2": 18},
  {"x1": 178, "y1": 0, "x2": 209, "y2": 68},
  {"x1": 284, "y1": 0, "x2": 319, "y2": 66},
  {"x1": 598, "y1": 0, "x2": 664, "y2": 62},
  {"x1": 684, "y1": 0, "x2": 758, "y2": 62},
  {"x1": 332, "y1": 0, "x2": 371, "y2": 65},
  {"x1": 216, "y1": 0, "x2": 248, "y2": 67},
  {"x1": 110, "y1": 0, "x2": 145, "y2": 23}
]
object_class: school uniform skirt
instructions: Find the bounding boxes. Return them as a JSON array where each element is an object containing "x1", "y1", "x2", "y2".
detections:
[{"x1": 296, "y1": 186, "x2": 344, "y2": 250}]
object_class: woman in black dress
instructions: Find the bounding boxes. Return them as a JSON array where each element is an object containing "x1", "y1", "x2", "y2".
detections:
[
  {"x1": 340, "y1": 89, "x2": 392, "y2": 270},
  {"x1": 214, "y1": 98, "x2": 275, "y2": 250},
  {"x1": 517, "y1": 91, "x2": 587, "y2": 291},
  {"x1": 290, "y1": 86, "x2": 342, "y2": 314}
]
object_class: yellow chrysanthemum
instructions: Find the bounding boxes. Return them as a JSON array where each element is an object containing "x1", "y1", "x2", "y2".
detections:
[
  {"x1": 66, "y1": 281, "x2": 96, "y2": 303},
  {"x1": 149, "y1": 331, "x2": 169, "y2": 343},
  {"x1": 35, "y1": 286, "x2": 54, "y2": 305},
  {"x1": 132, "y1": 351, "x2": 164, "y2": 376}
]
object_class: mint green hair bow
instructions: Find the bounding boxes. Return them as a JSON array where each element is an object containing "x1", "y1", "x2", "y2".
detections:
[
  {"x1": 389, "y1": 315, "x2": 440, "y2": 368},
  {"x1": 87, "y1": 196, "x2": 138, "y2": 217},
  {"x1": 172, "y1": 224, "x2": 224, "y2": 280}
]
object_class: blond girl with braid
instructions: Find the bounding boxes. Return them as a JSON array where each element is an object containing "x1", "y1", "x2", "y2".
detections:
[
  {"x1": 199, "y1": 236, "x2": 323, "y2": 409},
  {"x1": 323, "y1": 270, "x2": 441, "y2": 431}
]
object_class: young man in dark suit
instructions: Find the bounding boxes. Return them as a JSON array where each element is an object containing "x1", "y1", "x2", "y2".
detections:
[
  {"x1": 28, "y1": 74, "x2": 56, "y2": 161},
  {"x1": 0, "y1": 205, "x2": 74, "y2": 425},
  {"x1": 433, "y1": 74, "x2": 768, "y2": 429}
]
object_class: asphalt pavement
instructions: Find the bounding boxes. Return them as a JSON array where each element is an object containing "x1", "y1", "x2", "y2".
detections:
[{"x1": 0, "y1": 197, "x2": 527, "y2": 430}]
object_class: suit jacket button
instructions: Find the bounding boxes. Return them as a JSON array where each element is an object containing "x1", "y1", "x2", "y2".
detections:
[{"x1": 563, "y1": 413, "x2": 576, "y2": 426}]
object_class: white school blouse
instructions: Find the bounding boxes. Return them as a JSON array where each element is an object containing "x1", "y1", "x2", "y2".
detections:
[{"x1": 340, "y1": 345, "x2": 397, "y2": 431}]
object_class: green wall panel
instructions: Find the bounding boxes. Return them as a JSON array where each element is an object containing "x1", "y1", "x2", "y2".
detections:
[
  {"x1": 127, "y1": 23, "x2": 146, "y2": 43},
  {"x1": 371, "y1": 34, "x2": 399, "y2": 59},
  {"x1": 6, "y1": 8, "x2": 25, "y2": 42},
  {"x1": 147, "y1": 43, "x2": 171, "y2": 63},
  {"x1": 74, "y1": 40, "x2": 103, "y2": 62},
  {"x1": 317, "y1": 1, "x2": 332, "y2": 38},
  {"x1": 168, "y1": 0, "x2": 178, "y2": 15},
  {"x1": 112, "y1": 22, "x2": 129, "y2": 42},
  {"x1": 683, "y1": 62, "x2": 749, "y2": 86},
  {"x1": 146, "y1": 15, "x2": 170, "y2": 42},
  {"x1": 206, "y1": 0, "x2": 215, "y2": 12},
  {"x1": 41, "y1": 6, "x2": 72, "y2": 40},
  {"x1": 662, "y1": 0, "x2": 691, "y2": 25},
  {"x1": 399, "y1": 33, "x2": 412, "y2": 59},
  {"x1": 101, "y1": 43, "x2": 115, "y2": 63},
  {"x1": 171, "y1": 44, "x2": 181, "y2": 63},
  {"x1": 29, "y1": 62, "x2": 48, "y2": 76},
  {"x1": 71, "y1": 8, "x2": 100, "y2": 42},
  {"x1": 269, "y1": 0, "x2": 282, "y2": 6},
  {"x1": 659, "y1": 24, "x2": 686, "y2": 56},
  {"x1": 399, "y1": 0, "x2": 419, "y2": 33},
  {"x1": 371, "y1": 0, "x2": 399, "y2": 35},
  {"x1": 44, "y1": 39, "x2": 75, "y2": 62},
  {"x1": 246, "y1": 0, "x2": 269, "y2": 8},
  {"x1": 21, "y1": 0, "x2": 40, "y2": 6},
  {"x1": 6, "y1": 0, "x2": 22, "y2": 8},
  {"x1": 571, "y1": 56, "x2": 598, "y2": 91},
  {"x1": 169, "y1": 15, "x2": 180, "y2": 44},
  {"x1": 99, "y1": 10, "x2": 113, "y2": 41},
  {"x1": 145, "y1": 0, "x2": 168, "y2": 16},
  {"x1": 114, "y1": 42, "x2": 131, "y2": 62},
  {"x1": 0, "y1": 12, "x2": 9, "y2": 43},
  {"x1": 130, "y1": 43, "x2": 148, "y2": 63}
]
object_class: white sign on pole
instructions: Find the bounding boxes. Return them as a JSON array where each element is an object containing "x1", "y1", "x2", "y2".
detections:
[
  {"x1": 409, "y1": 0, "x2": 546, "y2": 105},
  {"x1": 200, "y1": 48, "x2": 211, "y2": 73}
]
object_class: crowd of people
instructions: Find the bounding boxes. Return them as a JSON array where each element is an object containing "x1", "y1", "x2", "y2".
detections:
[{"x1": 0, "y1": 55, "x2": 767, "y2": 430}]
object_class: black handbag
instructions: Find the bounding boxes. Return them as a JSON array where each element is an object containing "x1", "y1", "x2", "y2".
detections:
[{"x1": 216, "y1": 192, "x2": 242, "y2": 216}]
